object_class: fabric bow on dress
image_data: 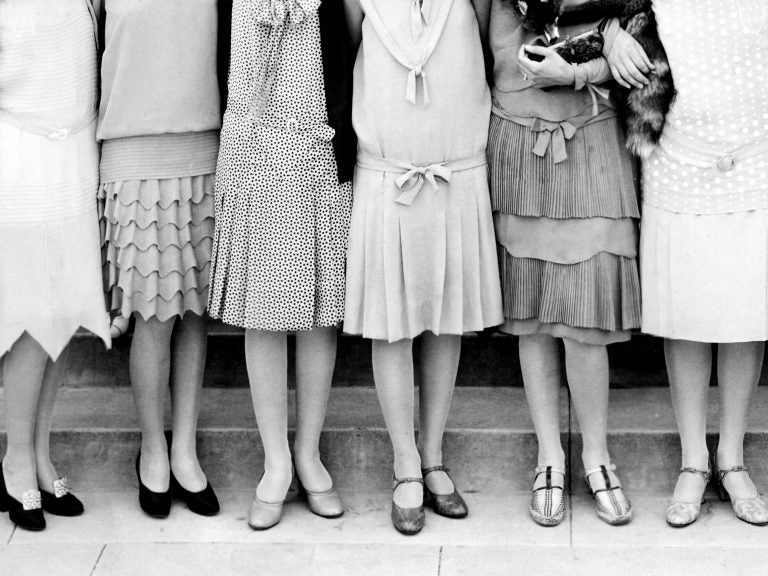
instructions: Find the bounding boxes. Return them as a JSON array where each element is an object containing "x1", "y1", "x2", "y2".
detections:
[{"x1": 252, "y1": 0, "x2": 320, "y2": 26}]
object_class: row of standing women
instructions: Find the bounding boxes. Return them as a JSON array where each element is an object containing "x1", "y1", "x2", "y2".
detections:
[{"x1": 1, "y1": 0, "x2": 767, "y2": 536}]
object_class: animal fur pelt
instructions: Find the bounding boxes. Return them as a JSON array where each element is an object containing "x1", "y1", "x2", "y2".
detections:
[{"x1": 508, "y1": 0, "x2": 675, "y2": 157}]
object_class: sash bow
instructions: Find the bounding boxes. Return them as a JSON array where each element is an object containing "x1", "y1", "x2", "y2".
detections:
[{"x1": 531, "y1": 119, "x2": 577, "y2": 164}]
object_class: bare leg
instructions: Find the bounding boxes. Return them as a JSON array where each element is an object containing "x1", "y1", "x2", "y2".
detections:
[
  {"x1": 665, "y1": 339, "x2": 712, "y2": 502},
  {"x1": 417, "y1": 333, "x2": 460, "y2": 495},
  {"x1": 372, "y1": 338, "x2": 422, "y2": 508},
  {"x1": 169, "y1": 312, "x2": 207, "y2": 492},
  {"x1": 245, "y1": 329, "x2": 292, "y2": 503},
  {"x1": 717, "y1": 341, "x2": 765, "y2": 499},
  {"x1": 293, "y1": 326, "x2": 336, "y2": 492},
  {"x1": 131, "y1": 316, "x2": 175, "y2": 492},
  {"x1": 2, "y1": 334, "x2": 48, "y2": 499},
  {"x1": 519, "y1": 334, "x2": 565, "y2": 469},
  {"x1": 34, "y1": 349, "x2": 69, "y2": 492}
]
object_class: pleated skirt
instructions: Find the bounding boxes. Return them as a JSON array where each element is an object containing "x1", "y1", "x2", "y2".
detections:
[
  {"x1": 343, "y1": 164, "x2": 504, "y2": 342},
  {"x1": 488, "y1": 114, "x2": 641, "y2": 345},
  {"x1": 642, "y1": 203, "x2": 768, "y2": 343},
  {"x1": 0, "y1": 121, "x2": 110, "y2": 359},
  {"x1": 99, "y1": 175, "x2": 214, "y2": 321}
]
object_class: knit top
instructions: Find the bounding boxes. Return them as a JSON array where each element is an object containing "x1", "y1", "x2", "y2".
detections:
[{"x1": 97, "y1": 0, "x2": 221, "y2": 182}]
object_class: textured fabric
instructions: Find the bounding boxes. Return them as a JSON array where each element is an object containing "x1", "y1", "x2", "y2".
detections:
[
  {"x1": 0, "y1": 0, "x2": 110, "y2": 359},
  {"x1": 494, "y1": 213, "x2": 637, "y2": 265},
  {"x1": 100, "y1": 176, "x2": 214, "y2": 321},
  {"x1": 97, "y1": 0, "x2": 221, "y2": 141},
  {"x1": 643, "y1": 0, "x2": 768, "y2": 215},
  {"x1": 488, "y1": 114, "x2": 639, "y2": 219},
  {"x1": 208, "y1": 1, "x2": 351, "y2": 331},
  {"x1": 504, "y1": 318, "x2": 631, "y2": 345},
  {"x1": 100, "y1": 131, "x2": 220, "y2": 183},
  {"x1": 343, "y1": 0, "x2": 503, "y2": 342},
  {"x1": 641, "y1": 203, "x2": 768, "y2": 343}
]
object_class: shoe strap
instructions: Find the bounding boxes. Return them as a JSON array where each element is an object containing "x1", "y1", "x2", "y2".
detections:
[
  {"x1": 533, "y1": 465, "x2": 565, "y2": 491},
  {"x1": 680, "y1": 466, "x2": 711, "y2": 482},
  {"x1": 585, "y1": 463, "x2": 619, "y2": 492},
  {"x1": 421, "y1": 465, "x2": 449, "y2": 476},
  {"x1": 718, "y1": 465, "x2": 748, "y2": 483},
  {"x1": 392, "y1": 476, "x2": 424, "y2": 490}
]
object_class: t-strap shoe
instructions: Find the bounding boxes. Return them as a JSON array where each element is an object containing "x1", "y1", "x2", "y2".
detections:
[
  {"x1": 665, "y1": 466, "x2": 711, "y2": 528},
  {"x1": 585, "y1": 464, "x2": 632, "y2": 526},
  {"x1": 391, "y1": 476, "x2": 425, "y2": 535},
  {"x1": 529, "y1": 465, "x2": 566, "y2": 527},
  {"x1": 715, "y1": 461, "x2": 768, "y2": 526},
  {"x1": 422, "y1": 465, "x2": 468, "y2": 519}
]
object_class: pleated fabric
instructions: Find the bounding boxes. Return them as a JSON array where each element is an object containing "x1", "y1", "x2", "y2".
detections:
[
  {"x1": 489, "y1": 114, "x2": 641, "y2": 344},
  {"x1": 99, "y1": 175, "x2": 214, "y2": 321},
  {"x1": 344, "y1": 167, "x2": 504, "y2": 342},
  {"x1": 641, "y1": 204, "x2": 768, "y2": 343}
]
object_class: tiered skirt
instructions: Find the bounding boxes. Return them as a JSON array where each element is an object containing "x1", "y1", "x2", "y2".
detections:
[
  {"x1": 488, "y1": 114, "x2": 641, "y2": 345},
  {"x1": 100, "y1": 175, "x2": 214, "y2": 321}
]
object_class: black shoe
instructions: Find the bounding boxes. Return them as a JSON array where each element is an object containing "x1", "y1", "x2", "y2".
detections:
[
  {"x1": 422, "y1": 466, "x2": 469, "y2": 519},
  {"x1": 0, "y1": 462, "x2": 45, "y2": 531},
  {"x1": 170, "y1": 472, "x2": 220, "y2": 516},
  {"x1": 135, "y1": 453, "x2": 171, "y2": 518},
  {"x1": 40, "y1": 477, "x2": 84, "y2": 517}
]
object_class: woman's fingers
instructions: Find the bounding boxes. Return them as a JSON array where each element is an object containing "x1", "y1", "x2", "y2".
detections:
[{"x1": 610, "y1": 63, "x2": 632, "y2": 89}]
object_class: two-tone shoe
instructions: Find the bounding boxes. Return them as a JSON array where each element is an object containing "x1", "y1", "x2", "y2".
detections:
[
  {"x1": 0, "y1": 462, "x2": 45, "y2": 531},
  {"x1": 391, "y1": 476, "x2": 425, "y2": 535},
  {"x1": 40, "y1": 477, "x2": 84, "y2": 517},
  {"x1": 715, "y1": 461, "x2": 768, "y2": 526},
  {"x1": 529, "y1": 465, "x2": 566, "y2": 527},
  {"x1": 665, "y1": 466, "x2": 710, "y2": 528},
  {"x1": 422, "y1": 465, "x2": 468, "y2": 519},
  {"x1": 585, "y1": 463, "x2": 632, "y2": 526}
]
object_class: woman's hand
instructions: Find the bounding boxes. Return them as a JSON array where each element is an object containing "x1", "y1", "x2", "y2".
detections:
[
  {"x1": 605, "y1": 28, "x2": 654, "y2": 89},
  {"x1": 517, "y1": 45, "x2": 575, "y2": 89}
]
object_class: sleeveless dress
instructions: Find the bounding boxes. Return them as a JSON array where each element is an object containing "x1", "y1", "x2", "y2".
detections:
[
  {"x1": 343, "y1": 0, "x2": 503, "y2": 342},
  {"x1": 487, "y1": 0, "x2": 641, "y2": 345},
  {"x1": 641, "y1": 0, "x2": 768, "y2": 342},
  {"x1": 208, "y1": 0, "x2": 352, "y2": 331},
  {"x1": 98, "y1": 0, "x2": 219, "y2": 322},
  {"x1": 0, "y1": 0, "x2": 110, "y2": 359}
]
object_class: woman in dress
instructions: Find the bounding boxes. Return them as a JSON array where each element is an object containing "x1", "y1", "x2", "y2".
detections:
[
  {"x1": 343, "y1": 0, "x2": 504, "y2": 534},
  {"x1": 98, "y1": 0, "x2": 221, "y2": 518},
  {"x1": 208, "y1": 0, "x2": 352, "y2": 529},
  {"x1": 0, "y1": 0, "x2": 110, "y2": 531},
  {"x1": 476, "y1": 0, "x2": 651, "y2": 526},
  {"x1": 633, "y1": 0, "x2": 768, "y2": 527}
]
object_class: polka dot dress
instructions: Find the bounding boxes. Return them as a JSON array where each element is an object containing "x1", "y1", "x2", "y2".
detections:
[
  {"x1": 640, "y1": 0, "x2": 768, "y2": 342},
  {"x1": 208, "y1": 0, "x2": 352, "y2": 331}
]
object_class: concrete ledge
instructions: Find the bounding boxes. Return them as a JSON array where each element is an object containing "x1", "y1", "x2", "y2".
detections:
[{"x1": 2, "y1": 387, "x2": 768, "y2": 493}]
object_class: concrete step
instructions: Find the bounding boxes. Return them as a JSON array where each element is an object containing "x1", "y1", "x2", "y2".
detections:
[
  {"x1": 3, "y1": 491, "x2": 768, "y2": 576},
  {"x1": 0, "y1": 325, "x2": 672, "y2": 388},
  {"x1": 2, "y1": 386, "x2": 768, "y2": 494}
]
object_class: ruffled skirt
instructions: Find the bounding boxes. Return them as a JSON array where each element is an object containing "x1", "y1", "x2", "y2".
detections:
[
  {"x1": 641, "y1": 203, "x2": 768, "y2": 343},
  {"x1": 99, "y1": 175, "x2": 214, "y2": 321},
  {"x1": 488, "y1": 114, "x2": 641, "y2": 345},
  {"x1": 0, "y1": 121, "x2": 110, "y2": 359},
  {"x1": 343, "y1": 163, "x2": 504, "y2": 342}
]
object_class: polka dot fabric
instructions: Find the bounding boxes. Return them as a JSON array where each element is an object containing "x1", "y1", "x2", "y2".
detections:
[
  {"x1": 644, "y1": 0, "x2": 768, "y2": 214},
  {"x1": 207, "y1": 0, "x2": 351, "y2": 331}
]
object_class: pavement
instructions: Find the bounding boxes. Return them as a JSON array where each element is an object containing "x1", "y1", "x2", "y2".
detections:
[{"x1": 3, "y1": 490, "x2": 768, "y2": 575}]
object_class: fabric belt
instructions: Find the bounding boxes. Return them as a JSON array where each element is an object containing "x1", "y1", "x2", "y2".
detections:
[
  {"x1": 660, "y1": 123, "x2": 768, "y2": 172},
  {"x1": 0, "y1": 109, "x2": 97, "y2": 140},
  {"x1": 357, "y1": 151, "x2": 487, "y2": 206}
]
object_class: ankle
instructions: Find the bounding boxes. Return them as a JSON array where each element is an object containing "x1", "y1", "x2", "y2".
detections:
[{"x1": 393, "y1": 454, "x2": 422, "y2": 479}]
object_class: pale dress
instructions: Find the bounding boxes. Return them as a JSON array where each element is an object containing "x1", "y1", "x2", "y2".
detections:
[
  {"x1": 343, "y1": 0, "x2": 504, "y2": 342},
  {"x1": 0, "y1": 0, "x2": 110, "y2": 359},
  {"x1": 208, "y1": 0, "x2": 352, "y2": 331},
  {"x1": 641, "y1": 0, "x2": 768, "y2": 342}
]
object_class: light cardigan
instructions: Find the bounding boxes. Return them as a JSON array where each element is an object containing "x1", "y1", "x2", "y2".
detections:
[{"x1": 97, "y1": 0, "x2": 221, "y2": 182}]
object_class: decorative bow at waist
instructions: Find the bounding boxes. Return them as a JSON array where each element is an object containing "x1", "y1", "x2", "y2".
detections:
[
  {"x1": 252, "y1": 0, "x2": 320, "y2": 26},
  {"x1": 530, "y1": 119, "x2": 577, "y2": 164},
  {"x1": 357, "y1": 152, "x2": 487, "y2": 206},
  {"x1": 0, "y1": 109, "x2": 97, "y2": 140}
]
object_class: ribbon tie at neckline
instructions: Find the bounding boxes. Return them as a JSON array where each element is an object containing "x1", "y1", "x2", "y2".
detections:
[
  {"x1": 531, "y1": 119, "x2": 577, "y2": 164},
  {"x1": 406, "y1": 64, "x2": 429, "y2": 106},
  {"x1": 253, "y1": 0, "x2": 320, "y2": 26},
  {"x1": 410, "y1": 0, "x2": 433, "y2": 40},
  {"x1": 394, "y1": 162, "x2": 452, "y2": 205}
]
